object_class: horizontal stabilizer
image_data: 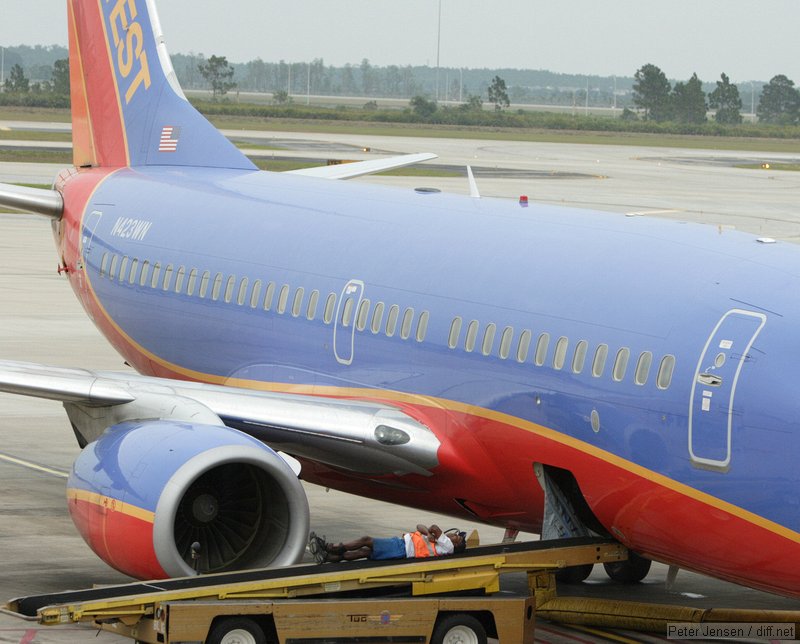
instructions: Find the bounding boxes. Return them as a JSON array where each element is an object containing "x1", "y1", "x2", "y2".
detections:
[
  {"x1": 0, "y1": 183, "x2": 63, "y2": 218},
  {"x1": 287, "y1": 152, "x2": 437, "y2": 180}
]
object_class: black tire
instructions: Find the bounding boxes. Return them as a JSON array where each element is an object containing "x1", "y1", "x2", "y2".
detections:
[
  {"x1": 206, "y1": 617, "x2": 267, "y2": 644},
  {"x1": 555, "y1": 563, "x2": 593, "y2": 584},
  {"x1": 604, "y1": 551, "x2": 652, "y2": 583},
  {"x1": 431, "y1": 613, "x2": 488, "y2": 644}
]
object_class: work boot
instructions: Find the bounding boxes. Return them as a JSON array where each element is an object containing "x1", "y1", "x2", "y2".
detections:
[{"x1": 307, "y1": 532, "x2": 326, "y2": 564}]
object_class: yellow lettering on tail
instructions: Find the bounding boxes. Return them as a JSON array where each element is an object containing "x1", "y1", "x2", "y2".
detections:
[{"x1": 106, "y1": 0, "x2": 151, "y2": 104}]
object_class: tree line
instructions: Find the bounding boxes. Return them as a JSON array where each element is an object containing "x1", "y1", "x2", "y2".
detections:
[
  {"x1": 194, "y1": 55, "x2": 800, "y2": 126},
  {"x1": 631, "y1": 64, "x2": 800, "y2": 125},
  {"x1": 2, "y1": 51, "x2": 800, "y2": 129}
]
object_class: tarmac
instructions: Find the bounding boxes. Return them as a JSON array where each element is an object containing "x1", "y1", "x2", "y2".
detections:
[{"x1": 1, "y1": 130, "x2": 799, "y2": 642}]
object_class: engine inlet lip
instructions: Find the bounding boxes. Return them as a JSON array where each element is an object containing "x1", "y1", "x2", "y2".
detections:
[{"x1": 153, "y1": 445, "x2": 309, "y2": 577}]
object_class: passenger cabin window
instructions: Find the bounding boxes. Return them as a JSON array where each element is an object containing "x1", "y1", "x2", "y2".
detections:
[
  {"x1": 635, "y1": 351, "x2": 653, "y2": 386},
  {"x1": 572, "y1": 340, "x2": 589, "y2": 374},
  {"x1": 516, "y1": 330, "x2": 532, "y2": 363},
  {"x1": 534, "y1": 333, "x2": 550, "y2": 367},
  {"x1": 150, "y1": 261, "x2": 161, "y2": 289},
  {"x1": 592, "y1": 344, "x2": 608, "y2": 378},
  {"x1": 109, "y1": 255, "x2": 119, "y2": 280},
  {"x1": 128, "y1": 258, "x2": 139, "y2": 285},
  {"x1": 264, "y1": 282, "x2": 276, "y2": 310},
  {"x1": 499, "y1": 326, "x2": 513, "y2": 360},
  {"x1": 199, "y1": 270, "x2": 210, "y2": 298},
  {"x1": 553, "y1": 336, "x2": 569, "y2": 370},
  {"x1": 119, "y1": 256, "x2": 129, "y2": 283},
  {"x1": 307, "y1": 289, "x2": 320, "y2": 320},
  {"x1": 174, "y1": 266, "x2": 186, "y2": 293},
  {"x1": 250, "y1": 280, "x2": 262, "y2": 308},
  {"x1": 323, "y1": 293, "x2": 336, "y2": 324},
  {"x1": 277, "y1": 284, "x2": 290, "y2": 314},
  {"x1": 385, "y1": 304, "x2": 400, "y2": 337},
  {"x1": 237, "y1": 277, "x2": 249, "y2": 306},
  {"x1": 416, "y1": 311, "x2": 430, "y2": 342},
  {"x1": 613, "y1": 347, "x2": 631, "y2": 382},
  {"x1": 210, "y1": 273, "x2": 222, "y2": 300},
  {"x1": 100, "y1": 252, "x2": 109, "y2": 277},
  {"x1": 162, "y1": 264, "x2": 174, "y2": 291},
  {"x1": 371, "y1": 302, "x2": 385, "y2": 333},
  {"x1": 657, "y1": 355, "x2": 676, "y2": 390},
  {"x1": 139, "y1": 260, "x2": 150, "y2": 287},
  {"x1": 400, "y1": 308, "x2": 414, "y2": 340},
  {"x1": 464, "y1": 320, "x2": 479, "y2": 353},
  {"x1": 481, "y1": 323, "x2": 496, "y2": 356},
  {"x1": 356, "y1": 299, "x2": 371, "y2": 331},
  {"x1": 224, "y1": 276, "x2": 236, "y2": 303},
  {"x1": 291, "y1": 287, "x2": 304, "y2": 317},
  {"x1": 448, "y1": 317, "x2": 463, "y2": 349},
  {"x1": 187, "y1": 268, "x2": 198, "y2": 296},
  {"x1": 341, "y1": 297, "x2": 355, "y2": 328}
]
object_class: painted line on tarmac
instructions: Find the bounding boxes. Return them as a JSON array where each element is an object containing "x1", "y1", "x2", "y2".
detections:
[
  {"x1": 0, "y1": 627, "x2": 108, "y2": 643},
  {"x1": 625, "y1": 209, "x2": 682, "y2": 217},
  {"x1": 0, "y1": 453, "x2": 68, "y2": 478}
]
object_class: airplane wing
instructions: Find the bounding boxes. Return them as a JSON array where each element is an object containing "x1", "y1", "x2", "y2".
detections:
[
  {"x1": 0, "y1": 183, "x2": 63, "y2": 218},
  {"x1": 0, "y1": 359, "x2": 439, "y2": 477},
  {"x1": 286, "y1": 152, "x2": 437, "y2": 180}
]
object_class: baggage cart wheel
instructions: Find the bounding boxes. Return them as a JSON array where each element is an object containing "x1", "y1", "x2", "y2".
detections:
[
  {"x1": 604, "y1": 551, "x2": 652, "y2": 583},
  {"x1": 555, "y1": 563, "x2": 593, "y2": 583},
  {"x1": 206, "y1": 617, "x2": 267, "y2": 644},
  {"x1": 431, "y1": 613, "x2": 487, "y2": 644}
]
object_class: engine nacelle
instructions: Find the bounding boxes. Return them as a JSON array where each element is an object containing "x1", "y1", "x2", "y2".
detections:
[{"x1": 67, "y1": 420, "x2": 310, "y2": 579}]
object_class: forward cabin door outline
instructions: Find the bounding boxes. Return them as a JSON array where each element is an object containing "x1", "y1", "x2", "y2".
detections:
[
  {"x1": 333, "y1": 280, "x2": 364, "y2": 365},
  {"x1": 76, "y1": 209, "x2": 106, "y2": 311},
  {"x1": 688, "y1": 308, "x2": 766, "y2": 471},
  {"x1": 81, "y1": 210, "x2": 104, "y2": 256}
]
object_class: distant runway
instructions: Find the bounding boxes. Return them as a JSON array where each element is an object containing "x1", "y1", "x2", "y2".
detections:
[
  {"x1": 1, "y1": 131, "x2": 798, "y2": 642},
  {"x1": 3, "y1": 118, "x2": 800, "y2": 241}
]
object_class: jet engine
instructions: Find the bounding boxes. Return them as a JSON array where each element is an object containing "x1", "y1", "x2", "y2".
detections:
[{"x1": 67, "y1": 419, "x2": 309, "y2": 579}]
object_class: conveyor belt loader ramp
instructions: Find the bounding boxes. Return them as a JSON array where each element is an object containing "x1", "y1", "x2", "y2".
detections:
[{"x1": 9, "y1": 538, "x2": 623, "y2": 643}]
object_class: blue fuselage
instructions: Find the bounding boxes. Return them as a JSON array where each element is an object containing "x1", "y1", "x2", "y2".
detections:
[{"x1": 75, "y1": 166, "x2": 800, "y2": 549}]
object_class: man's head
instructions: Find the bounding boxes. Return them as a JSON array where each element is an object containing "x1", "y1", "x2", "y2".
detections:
[{"x1": 446, "y1": 529, "x2": 467, "y2": 553}]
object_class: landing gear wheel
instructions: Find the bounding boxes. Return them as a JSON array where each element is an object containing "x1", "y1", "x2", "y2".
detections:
[
  {"x1": 604, "y1": 551, "x2": 652, "y2": 583},
  {"x1": 431, "y1": 613, "x2": 487, "y2": 644},
  {"x1": 555, "y1": 563, "x2": 593, "y2": 584},
  {"x1": 206, "y1": 617, "x2": 267, "y2": 644}
]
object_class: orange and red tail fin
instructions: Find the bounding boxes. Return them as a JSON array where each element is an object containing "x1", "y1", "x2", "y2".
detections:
[{"x1": 67, "y1": 0, "x2": 255, "y2": 170}]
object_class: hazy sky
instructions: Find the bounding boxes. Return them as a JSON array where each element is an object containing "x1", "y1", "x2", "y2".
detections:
[{"x1": 1, "y1": 1, "x2": 798, "y2": 83}]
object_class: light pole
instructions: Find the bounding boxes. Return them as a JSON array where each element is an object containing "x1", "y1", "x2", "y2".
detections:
[
  {"x1": 585, "y1": 78, "x2": 589, "y2": 116},
  {"x1": 613, "y1": 76, "x2": 617, "y2": 112},
  {"x1": 1, "y1": 47, "x2": 5, "y2": 93},
  {"x1": 435, "y1": 0, "x2": 442, "y2": 101}
]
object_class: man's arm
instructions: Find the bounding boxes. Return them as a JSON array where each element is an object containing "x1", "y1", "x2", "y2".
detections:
[
  {"x1": 435, "y1": 532, "x2": 455, "y2": 555},
  {"x1": 422, "y1": 524, "x2": 442, "y2": 540}
]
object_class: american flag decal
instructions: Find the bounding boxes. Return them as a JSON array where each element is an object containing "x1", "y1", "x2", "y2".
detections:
[{"x1": 158, "y1": 126, "x2": 180, "y2": 152}]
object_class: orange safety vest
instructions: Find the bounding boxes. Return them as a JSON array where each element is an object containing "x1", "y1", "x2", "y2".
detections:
[{"x1": 409, "y1": 531, "x2": 438, "y2": 558}]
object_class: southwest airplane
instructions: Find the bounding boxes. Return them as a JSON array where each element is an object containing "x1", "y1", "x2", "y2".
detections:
[{"x1": 1, "y1": 0, "x2": 799, "y2": 600}]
